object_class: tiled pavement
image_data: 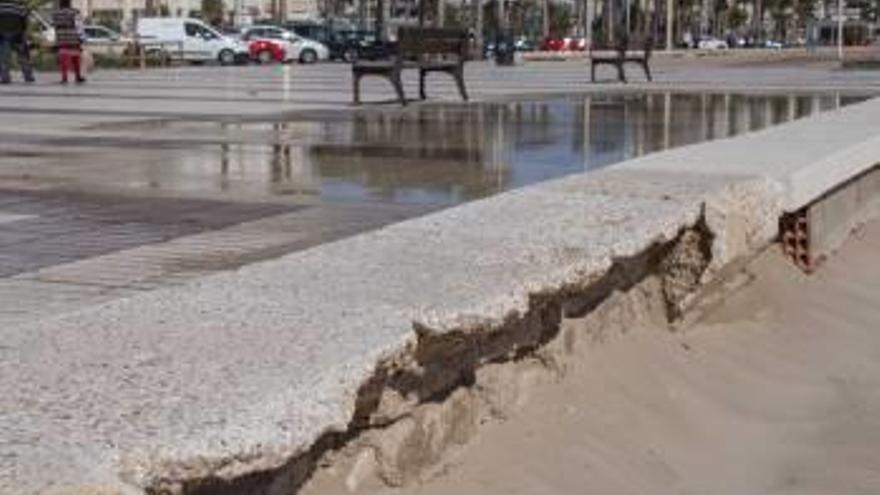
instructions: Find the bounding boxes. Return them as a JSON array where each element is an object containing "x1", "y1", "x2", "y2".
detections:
[
  {"x1": 0, "y1": 189, "x2": 433, "y2": 325},
  {"x1": 0, "y1": 189, "x2": 299, "y2": 277}
]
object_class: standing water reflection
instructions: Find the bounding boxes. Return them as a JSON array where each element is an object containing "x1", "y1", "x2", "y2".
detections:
[{"x1": 168, "y1": 92, "x2": 864, "y2": 205}]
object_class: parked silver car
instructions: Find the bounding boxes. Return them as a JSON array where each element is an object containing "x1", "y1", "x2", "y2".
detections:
[{"x1": 83, "y1": 25, "x2": 131, "y2": 55}]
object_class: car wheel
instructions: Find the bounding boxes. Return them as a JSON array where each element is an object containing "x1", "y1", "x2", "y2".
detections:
[
  {"x1": 342, "y1": 48, "x2": 357, "y2": 63},
  {"x1": 299, "y1": 49, "x2": 317, "y2": 64},
  {"x1": 218, "y1": 49, "x2": 235, "y2": 66},
  {"x1": 257, "y1": 49, "x2": 274, "y2": 64}
]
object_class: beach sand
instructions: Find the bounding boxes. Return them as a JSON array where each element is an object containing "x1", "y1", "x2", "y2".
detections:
[{"x1": 348, "y1": 219, "x2": 880, "y2": 495}]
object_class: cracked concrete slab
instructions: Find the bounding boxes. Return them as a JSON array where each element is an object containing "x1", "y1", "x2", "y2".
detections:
[{"x1": 0, "y1": 167, "x2": 778, "y2": 494}]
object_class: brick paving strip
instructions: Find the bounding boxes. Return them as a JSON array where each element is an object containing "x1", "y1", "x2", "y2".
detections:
[
  {"x1": 0, "y1": 189, "x2": 299, "y2": 277},
  {"x1": 0, "y1": 189, "x2": 432, "y2": 325}
]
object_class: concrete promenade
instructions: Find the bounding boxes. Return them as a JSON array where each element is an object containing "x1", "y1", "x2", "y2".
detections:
[
  {"x1": 0, "y1": 57, "x2": 878, "y2": 327},
  {"x1": 1, "y1": 58, "x2": 880, "y2": 493}
]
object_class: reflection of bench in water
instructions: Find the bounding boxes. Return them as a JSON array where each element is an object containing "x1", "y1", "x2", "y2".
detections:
[
  {"x1": 309, "y1": 109, "x2": 508, "y2": 200},
  {"x1": 345, "y1": 110, "x2": 485, "y2": 161},
  {"x1": 590, "y1": 35, "x2": 653, "y2": 83},
  {"x1": 352, "y1": 27, "x2": 470, "y2": 105}
]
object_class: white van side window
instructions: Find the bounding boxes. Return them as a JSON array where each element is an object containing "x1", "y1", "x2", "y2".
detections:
[
  {"x1": 185, "y1": 22, "x2": 199, "y2": 37},
  {"x1": 185, "y1": 22, "x2": 218, "y2": 40}
]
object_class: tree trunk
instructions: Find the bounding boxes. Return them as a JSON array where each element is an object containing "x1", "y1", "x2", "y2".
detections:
[
  {"x1": 542, "y1": 0, "x2": 550, "y2": 36},
  {"x1": 653, "y1": 0, "x2": 661, "y2": 40},
  {"x1": 753, "y1": 0, "x2": 762, "y2": 40},
  {"x1": 376, "y1": 0, "x2": 387, "y2": 41},
  {"x1": 586, "y1": 0, "x2": 594, "y2": 44},
  {"x1": 608, "y1": 0, "x2": 615, "y2": 43},
  {"x1": 701, "y1": 0, "x2": 710, "y2": 34},
  {"x1": 497, "y1": 0, "x2": 505, "y2": 32},
  {"x1": 474, "y1": 0, "x2": 484, "y2": 57}
]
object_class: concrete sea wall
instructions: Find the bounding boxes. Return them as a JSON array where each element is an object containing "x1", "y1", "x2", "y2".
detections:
[{"x1": 2, "y1": 97, "x2": 880, "y2": 495}]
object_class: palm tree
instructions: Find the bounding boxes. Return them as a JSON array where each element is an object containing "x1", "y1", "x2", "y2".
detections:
[
  {"x1": 752, "y1": 0, "x2": 764, "y2": 41},
  {"x1": 542, "y1": 0, "x2": 550, "y2": 37}
]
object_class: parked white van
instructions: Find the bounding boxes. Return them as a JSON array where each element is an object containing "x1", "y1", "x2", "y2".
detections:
[{"x1": 137, "y1": 18, "x2": 248, "y2": 65}]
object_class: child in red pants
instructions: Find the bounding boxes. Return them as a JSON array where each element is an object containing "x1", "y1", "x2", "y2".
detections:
[{"x1": 51, "y1": 0, "x2": 85, "y2": 84}]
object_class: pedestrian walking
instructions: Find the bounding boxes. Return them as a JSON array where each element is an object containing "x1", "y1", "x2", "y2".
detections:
[
  {"x1": 52, "y1": 0, "x2": 85, "y2": 84},
  {"x1": 0, "y1": 0, "x2": 35, "y2": 84}
]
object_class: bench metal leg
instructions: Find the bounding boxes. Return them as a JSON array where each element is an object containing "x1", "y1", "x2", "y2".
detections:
[
  {"x1": 453, "y1": 68, "x2": 468, "y2": 101},
  {"x1": 352, "y1": 71, "x2": 362, "y2": 105},
  {"x1": 419, "y1": 70, "x2": 427, "y2": 100},
  {"x1": 390, "y1": 70, "x2": 406, "y2": 106},
  {"x1": 616, "y1": 62, "x2": 627, "y2": 83},
  {"x1": 590, "y1": 62, "x2": 597, "y2": 83},
  {"x1": 642, "y1": 61, "x2": 653, "y2": 82}
]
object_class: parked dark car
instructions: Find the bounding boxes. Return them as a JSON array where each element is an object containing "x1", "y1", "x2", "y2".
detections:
[
  {"x1": 284, "y1": 21, "x2": 377, "y2": 62},
  {"x1": 484, "y1": 34, "x2": 535, "y2": 60}
]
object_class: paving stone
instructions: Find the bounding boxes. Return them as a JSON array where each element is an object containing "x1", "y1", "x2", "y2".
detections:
[{"x1": 0, "y1": 190, "x2": 302, "y2": 278}]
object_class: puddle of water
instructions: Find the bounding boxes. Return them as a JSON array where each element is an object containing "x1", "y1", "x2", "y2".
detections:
[{"x1": 113, "y1": 92, "x2": 868, "y2": 205}]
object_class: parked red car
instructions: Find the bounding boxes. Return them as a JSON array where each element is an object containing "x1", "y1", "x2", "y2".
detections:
[
  {"x1": 567, "y1": 37, "x2": 587, "y2": 51},
  {"x1": 541, "y1": 36, "x2": 587, "y2": 52},
  {"x1": 248, "y1": 38, "x2": 286, "y2": 64},
  {"x1": 541, "y1": 37, "x2": 566, "y2": 51}
]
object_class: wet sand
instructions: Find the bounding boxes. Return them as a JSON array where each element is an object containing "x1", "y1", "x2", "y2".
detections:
[{"x1": 364, "y1": 220, "x2": 880, "y2": 495}]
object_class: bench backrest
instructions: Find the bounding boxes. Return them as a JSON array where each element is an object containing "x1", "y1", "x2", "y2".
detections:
[
  {"x1": 397, "y1": 27, "x2": 469, "y2": 61},
  {"x1": 590, "y1": 33, "x2": 653, "y2": 60},
  {"x1": 588, "y1": 33, "x2": 628, "y2": 56}
]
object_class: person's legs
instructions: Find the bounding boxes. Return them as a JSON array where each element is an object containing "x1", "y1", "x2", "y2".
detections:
[
  {"x1": 12, "y1": 36, "x2": 34, "y2": 83},
  {"x1": 71, "y1": 49, "x2": 84, "y2": 83},
  {"x1": 58, "y1": 48, "x2": 71, "y2": 83},
  {"x1": 0, "y1": 35, "x2": 12, "y2": 84}
]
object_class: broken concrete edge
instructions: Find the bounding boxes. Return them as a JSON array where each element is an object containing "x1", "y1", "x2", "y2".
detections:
[
  {"x1": 122, "y1": 176, "x2": 783, "y2": 495},
  {"x1": 292, "y1": 171, "x2": 872, "y2": 493},
  {"x1": 140, "y1": 234, "x2": 709, "y2": 495},
  {"x1": 0, "y1": 169, "x2": 736, "y2": 494}
]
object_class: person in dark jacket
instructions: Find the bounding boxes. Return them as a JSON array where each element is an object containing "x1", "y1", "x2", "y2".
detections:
[
  {"x1": 52, "y1": 0, "x2": 85, "y2": 83},
  {"x1": 0, "y1": 0, "x2": 35, "y2": 84}
]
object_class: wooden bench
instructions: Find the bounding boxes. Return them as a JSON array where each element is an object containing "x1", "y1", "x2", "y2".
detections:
[
  {"x1": 352, "y1": 27, "x2": 469, "y2": 105},
  {"x1": 590, "y1": 35, "x2": 653, "y2": 83}
]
